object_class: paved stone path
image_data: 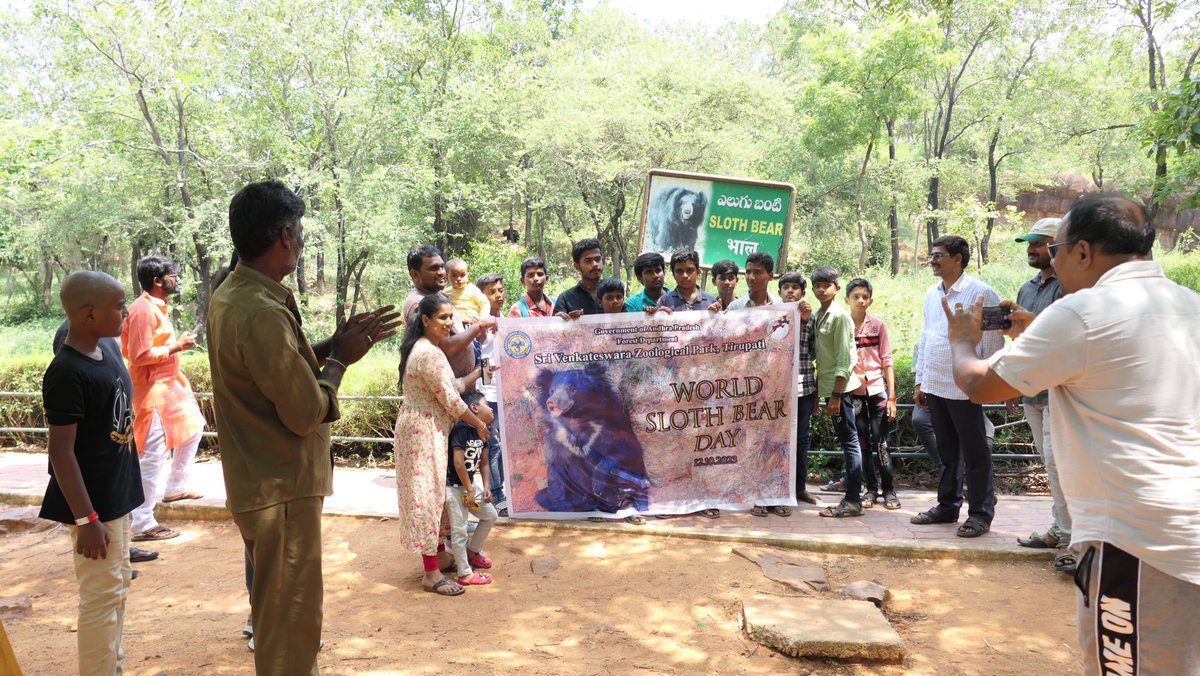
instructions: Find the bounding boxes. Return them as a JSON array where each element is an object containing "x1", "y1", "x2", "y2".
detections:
[{"x1": 0, "y1": 450, "x2": 1056, "y2": 560}]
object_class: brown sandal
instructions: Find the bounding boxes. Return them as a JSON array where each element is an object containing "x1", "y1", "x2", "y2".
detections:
[
  {"x1": 769, "y1": 506, "x2": 792, "y2": 517},
  {"x1": 750, "y1": 506, "x2": 770, "y2": 517},
  {"x1": 132, "y1": 525, "x2": 181, "y2": 542}
]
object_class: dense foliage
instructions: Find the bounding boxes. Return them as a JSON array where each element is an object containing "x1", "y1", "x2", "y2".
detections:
[{"x1": 1, "y1": 0, "x2": 1198, "y2": 336}]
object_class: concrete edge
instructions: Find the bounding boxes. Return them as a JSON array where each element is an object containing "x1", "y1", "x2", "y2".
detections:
[
  {"x1": 492, "y1": 518, "x2": 1057, "y2": 562},
  {"x1": 0, "y1": 490, "x2": 1055, "y2": 562}
]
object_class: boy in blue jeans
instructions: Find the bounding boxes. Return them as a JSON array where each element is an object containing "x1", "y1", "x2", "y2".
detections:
[
  {"x1": 447, "y1": 391, "x2": 498, "y2": 586},
  {"x1": 810, "y1": 267, "x2": 864, "y2": 518}
]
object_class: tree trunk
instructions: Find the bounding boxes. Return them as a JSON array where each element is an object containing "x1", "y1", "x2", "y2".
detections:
[
  {"x1": 983, "y1": 128, "x2": 1001, "y2": 266},
  {"x1": 130, "y1": 239, "x2": 142, "y2": 293},
  {"x1": 41, "y1": 256, "x2": 53, "y2": 307},
  {"x1": 925, "y1": 175, "x2": 940, "y2": 249},
  {"x1": 297, "y1": 251, "x2": 308, "y2": 307},
  {"x1": 537, "y1": 209, "x2": 546, "y2": 261},
  {"x1": 316, "y1": 250, "x2": 325, "y2": 293},
  {"x1": 522, "y1": 154, "x2": 533, "y2": 250},
  {"x1": 1136, "y1": 0, "x2": 1168, "y2": 215},
  {"x1": 335, "y1": 185, "x2": 349, "y2": 327},
  {"x1": 349, "y1": 264, "x2": 366, "y2": 316},
  {"x1": 887, "y1": 119, "x2": 899, "y2": 277},
  {"x1": 525, "y1": 200, "x2": 533, "y2": 253},
  {"x1": 854, "y1": 140, "x2": 875, "y2": 274}
]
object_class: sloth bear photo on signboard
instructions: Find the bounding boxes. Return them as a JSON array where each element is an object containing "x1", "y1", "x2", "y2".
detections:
[
  {"x1": 646, "y1": 185, "x2": 709, "y2": 253},
  {"x1": 533, "y1": 363, "x2": 651, "y2": 514}
]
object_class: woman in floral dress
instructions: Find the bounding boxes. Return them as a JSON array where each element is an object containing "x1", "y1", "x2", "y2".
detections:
[{"x1": 394, "y1": 293, "x2": 490, "y2": 596}]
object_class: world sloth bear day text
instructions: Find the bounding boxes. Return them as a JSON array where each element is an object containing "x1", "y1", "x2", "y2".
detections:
[{"x1": 645, "y1": 376, "x2": 787, "y2": 454}]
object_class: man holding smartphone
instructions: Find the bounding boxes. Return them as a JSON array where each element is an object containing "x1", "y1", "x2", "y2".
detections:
[{"x1": 943, "y1": 193, "x2": 1200, "y2": 675}]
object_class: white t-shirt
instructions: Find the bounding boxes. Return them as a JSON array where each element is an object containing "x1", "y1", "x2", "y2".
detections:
[
  {"x1": 477, "y1": 329, "x2": 499, "y2": 404},
  {"x1": 989, "y1": 260, "x2": 1200, "y2": 585},
  {"x1": 727, "y1": 292, "x2": 781, "y2": 310}
]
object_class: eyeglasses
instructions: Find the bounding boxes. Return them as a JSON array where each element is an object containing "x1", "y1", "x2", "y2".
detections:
[
  {"x1": 927, "y1": 253, "x2": 949, "y2": 261},
  {"x1": 1047, "y1": 241, "x2": 1074, "y2": 259}
]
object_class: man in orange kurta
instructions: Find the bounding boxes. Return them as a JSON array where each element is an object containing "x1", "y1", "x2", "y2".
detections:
[{"x1": 121, "y1": 254, "x2": 207, "y2": 541}]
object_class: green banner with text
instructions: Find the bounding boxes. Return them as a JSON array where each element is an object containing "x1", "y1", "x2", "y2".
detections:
[{"x1": 639, "y1": 170, "x2": 795, "y2": 269}]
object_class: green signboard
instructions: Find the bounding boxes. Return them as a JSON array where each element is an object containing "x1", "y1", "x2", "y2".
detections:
[{"x1": 638, "y1": 169, "x2": 795, "y2": 269}]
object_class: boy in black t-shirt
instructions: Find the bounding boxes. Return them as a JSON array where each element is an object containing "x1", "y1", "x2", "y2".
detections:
[
  {"x1": 445, "y1": 391, "x2": 498, "y2": 586},
  {"x1": 41, "y1": 271, "x2": 144, "y2": 674}
]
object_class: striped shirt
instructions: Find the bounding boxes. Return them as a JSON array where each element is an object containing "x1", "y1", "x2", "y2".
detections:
[
  {"x1": 913, "y1": 273, "x2": 1004, "y2": 400},
  {"x1": 851, "y1": 315, "x2": 893, "y2": 397}
]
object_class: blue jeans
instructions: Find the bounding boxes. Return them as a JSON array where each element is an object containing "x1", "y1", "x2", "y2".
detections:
[
  {"x1": 796, "y1": 392, "x2": 817, "y2": 494},
  {"x1": 829, "y1": 393, "x2": 863, "y2": 505},
  {"x1": 487, "y1": 401, "x2": 505, "y2": 504},
  {"x1": 855, "y1": 393, "x2": 893, "y2": 494}
]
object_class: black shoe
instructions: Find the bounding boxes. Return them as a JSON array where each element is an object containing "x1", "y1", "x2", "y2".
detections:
[
  {"x1": 129, "y1": 547, "x2": 159, "y2": 563},
  {"x1": 131, "y1": 569, "x2": 139, "y2": 580}
]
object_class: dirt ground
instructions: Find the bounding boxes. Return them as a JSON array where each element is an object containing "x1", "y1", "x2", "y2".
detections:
[{"x1": 1, "y1": 511, "x2": 1082, "y2": 675}]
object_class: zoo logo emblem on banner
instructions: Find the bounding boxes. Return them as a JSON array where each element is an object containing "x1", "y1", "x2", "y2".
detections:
[
  {"x1": 504, "y1": 331, "x2": 533, "y2": 359},
  {"x1": 638, "y1": 169, "x2": 795, "y2": 270}
]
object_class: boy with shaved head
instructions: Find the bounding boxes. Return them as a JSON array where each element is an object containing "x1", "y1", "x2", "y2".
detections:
[{"x1": 41, "y1": 270, "x2": 144, "y2": 675}]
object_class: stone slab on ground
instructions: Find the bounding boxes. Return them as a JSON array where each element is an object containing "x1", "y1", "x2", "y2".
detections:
[
  {"x1": 739, "y1": 597, "x2": 905, "y2": 662},
  {"x1": 530, "y1": 556, "x2": 560, "y2": 574},
  {"x1": 0, "y1": 506, "x2": 53, "y2": 536},
  {"x1": 842, "y1": 579, "x2": 893, "y2": 608},
  {"x1": 733, "y1": 546, "x2": 829, "y2": 592},
  {"x1": 0, "y1": 596, "x2": 32, "y2": 621}
]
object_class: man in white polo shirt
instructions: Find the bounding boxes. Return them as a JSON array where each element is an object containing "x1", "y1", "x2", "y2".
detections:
[{"x1": 941, "y1": 193, "x2": 1200, "y2": 675}]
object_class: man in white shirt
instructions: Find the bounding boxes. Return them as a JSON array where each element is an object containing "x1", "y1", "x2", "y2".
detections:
[
  {"x1": 911, "y1": 235, "x2": 1004, "y2": 537},
  {"x1": 943, "y1": 193, "x2": 1200, "y2": 675}
]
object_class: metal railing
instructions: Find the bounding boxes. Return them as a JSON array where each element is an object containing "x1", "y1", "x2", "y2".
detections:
[{"x1": 0, "y1": 391, "x2": 1040, "y2": 459}]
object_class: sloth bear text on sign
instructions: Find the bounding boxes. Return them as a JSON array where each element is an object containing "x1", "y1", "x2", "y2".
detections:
[
  {"x1": 646, "y1": 186, "x2": 709, "y2": 253},
  {"x1": 533, "y1": 363, "x2": 651, "y2": 513}
]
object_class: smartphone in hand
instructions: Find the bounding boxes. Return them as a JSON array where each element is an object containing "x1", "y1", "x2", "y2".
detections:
[{"x1": 981, "y1": 305, "x2": 1013, "y2": 331}]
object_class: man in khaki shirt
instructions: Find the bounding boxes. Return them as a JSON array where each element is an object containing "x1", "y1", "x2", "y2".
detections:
[{"x1": 208, "y1": 180, "x2": 398, "y2": 675}]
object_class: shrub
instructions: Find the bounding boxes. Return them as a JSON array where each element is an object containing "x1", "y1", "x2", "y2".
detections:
[{"x1": 1162, "y1": 249, "x2": 1200, "y2": 291}]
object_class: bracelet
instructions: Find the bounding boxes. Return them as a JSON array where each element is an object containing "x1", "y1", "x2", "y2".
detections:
[
  {"x1": 74, "y1": 511, "x2": 98, "y2": 526},
  {"x1": 887, "y1": 396, "x2": 896, "y2": 402},
  {"x1": 326, "y1": 357, "x2": 348, "y2": 370}
]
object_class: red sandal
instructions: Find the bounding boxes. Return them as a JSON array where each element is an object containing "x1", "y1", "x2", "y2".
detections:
[
  {"x1": 467, "y1": 550, "x2": 492, "y2": 569},
  {"x1": 457, "y1": 571, "x2": 492, "y2": 585}
]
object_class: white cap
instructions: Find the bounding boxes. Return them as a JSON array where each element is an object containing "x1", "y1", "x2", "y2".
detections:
[{"x1": 1015, "y1": 217, "x2": 1061, "y2": 242}]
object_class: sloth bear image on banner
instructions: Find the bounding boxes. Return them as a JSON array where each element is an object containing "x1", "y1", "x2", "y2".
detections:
[{"x1": 533, "y1": 363, "x2": 651, "y2": 514}]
